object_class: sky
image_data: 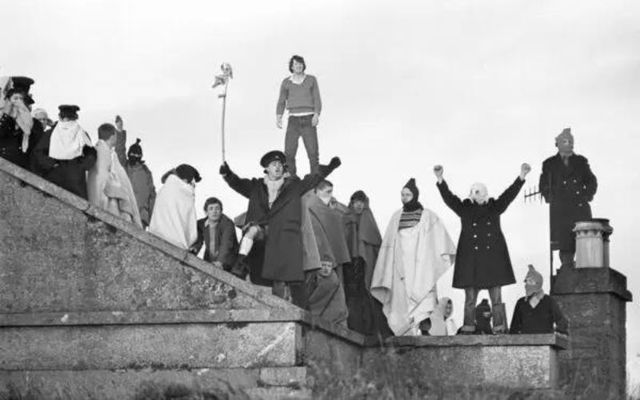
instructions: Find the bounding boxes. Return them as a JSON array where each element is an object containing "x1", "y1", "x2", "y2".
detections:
[{"x1": 3, "y1": 0, "x2": 640, "y2": 388}]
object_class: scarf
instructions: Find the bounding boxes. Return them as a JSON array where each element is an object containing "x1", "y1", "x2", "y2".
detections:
[
  {"x1": 263, "y1": 175, "x2": 285, "y2": 207},
  {"x1": 49, "y1": 120, "x2": 92, "y2": 160},
  {"x1": 7, "y1": 99, "x2": 34, "y2": 152}
]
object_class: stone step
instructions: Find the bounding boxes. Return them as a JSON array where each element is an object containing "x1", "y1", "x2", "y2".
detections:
[
  {"x1": 245, "y1": 387, "x2": 313, "y2": 400},
  {"x1": 0, "y1": 367, "x2": 310, "y2": 400}
]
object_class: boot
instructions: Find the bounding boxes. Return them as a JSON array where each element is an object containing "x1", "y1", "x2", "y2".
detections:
[
  {"x1": 230, "y1": 255, "x2": 249, "y2": 280},
  {"x1": 492, "y1": 303, "x2": 508, "y2": 334}
]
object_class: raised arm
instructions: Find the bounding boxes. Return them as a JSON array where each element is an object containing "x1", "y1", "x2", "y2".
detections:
[
  {"x1": 434, "y1": 165, "x2": 464, "y2": 216},
  {"x1": 299, "y1": 156, "x2": 341, "y2": 194},
  {"x1": 494, "y1": 163, "x2": 529, "y2": 214},
  {"x1": 219, "y1": 162, "x2": 254, "y2": 199}
]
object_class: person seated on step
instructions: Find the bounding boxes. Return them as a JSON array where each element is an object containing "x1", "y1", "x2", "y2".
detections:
[
  {"x1": 87, "y1": 123, "x2": 142, "y2": 227},
  {"x1": 300, "y1": 180, "x2": 350, "y2": 327},
  {"x1": 510, "y1": 265, "x2": 569, "y2": 335},
  {"x1": 371, "y1": 178, "x2": 456, "y2": 336},
  {"x1": 190, "y1": 197, "x2": 239, "y2": 272},
  {"x1": 149, "y1": 164, "x2": 201, "y2": 250},
  {"x1": 434, "y1": 163, "x2": 531, "y2": 334},
  {"x1": 31, "y1": 105, "x2": 97, "y2": 199},
  {"x1": 219, "y1": 150, "x2": 341, "y2": 308},
  {"x1": 419, "y1": 297, "x2": 457, "y2": 336}
]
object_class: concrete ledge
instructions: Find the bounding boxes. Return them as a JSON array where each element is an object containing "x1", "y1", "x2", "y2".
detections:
[{"x1": 387, "y1": 333, "x2": 569, "y2": 349}]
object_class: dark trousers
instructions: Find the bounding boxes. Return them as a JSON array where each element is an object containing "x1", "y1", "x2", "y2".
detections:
[
  {"x1": 284, "y1": 115, "x2": 319, "y2": 176},
  {"x1": 463, "y1": 286, "x2": 502, "y2": 328}
]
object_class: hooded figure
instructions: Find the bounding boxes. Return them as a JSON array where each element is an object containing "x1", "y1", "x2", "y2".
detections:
[
  {"x1": 148, "y1": 164, "x2": 201, "y2": 249},
  {"x1": 125, "y1": 139, "x2": 156, "y2": 228},
  {"x1": 220, "y1": 150, "x2": 341, "y2": 307},
  {"x1": 474, "y1": 299, "x2": 493, "y2": 334},
  {"x1": 371, "y1": 178, "x2": 456, "y2": 336},
  {"x1": 87, "y1": 123, "x2": 142, "y2": 227},
  {"x1": 419, "y1": 297, "x2": 457, "y2": 336},
  {"x1": 510, "y1": 265, "x2": 569, "y2": 335},
  {"x1": 434, "y1": 163, "x2": 530, "y2": 334},
  {"x1": 32, "y1": 105, "x2": 97, "y2": 198},
  {"x1": 539, "y1": 128, "x2": 597, "y2": 269}
]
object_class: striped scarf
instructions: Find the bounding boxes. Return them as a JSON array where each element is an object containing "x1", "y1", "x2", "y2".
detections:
[{"x1": 398, "y1": 209, "x2": 422, "y2": 230}]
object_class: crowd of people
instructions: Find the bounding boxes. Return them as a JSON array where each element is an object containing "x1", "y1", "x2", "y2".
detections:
[{"x1": 2, "y1": 54, "x2": 599, "y2": 338}]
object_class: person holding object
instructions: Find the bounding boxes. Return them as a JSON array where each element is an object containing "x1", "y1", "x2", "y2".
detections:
[
  {"x1": 219, "y1": 150, "x2": 340, "y2": 307},
  {"x1": 510, "y1": 264, "x2": 568, "y2": 335},
  {"x1": 434, "y1": 163, "x2": 531, "y2": 334},
  {"x1": 276, "y1": 55, "x2": 322, "y2": 176},
  {"x1": 539, "y1": 128, "x2": 597, "y2": 269}
]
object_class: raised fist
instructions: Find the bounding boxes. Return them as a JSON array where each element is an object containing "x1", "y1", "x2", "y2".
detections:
[
  {"x1": 433, "y1": 165, "x2": 444, "y2": 178},
  {"x1": 520, "y1": 163, "x2": 531, "y2": 178},
  {"x1": 219, "y1": 162, "x2": 231, "y2": 176},
  {"x1": 328, "y1": 156, "x2": 341, "y2": 170}
]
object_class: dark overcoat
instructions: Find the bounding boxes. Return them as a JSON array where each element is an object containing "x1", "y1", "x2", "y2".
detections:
[
  {"x1": 0, "y1": 114, "x2": 44, "y2": 170},
  {"x1": 224, "y1": 171, "x2": 328, "y2": 284},
  {"x1": 31, "y1": 128, "x2": 97, "y2": 199},
  {"x1": 437, "y1": 177, "x2": 524, "y2": 289},
  {"x1": 192, "y1": 214, "x2": 239, "y2": 270},
  {"x1": 539, "y1": 153, "x2": 597, "y2": 252}
]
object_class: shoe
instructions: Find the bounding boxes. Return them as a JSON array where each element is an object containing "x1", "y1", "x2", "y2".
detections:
[{"x1": 230, "y1": 255, "x2": 249, "y2": 280}]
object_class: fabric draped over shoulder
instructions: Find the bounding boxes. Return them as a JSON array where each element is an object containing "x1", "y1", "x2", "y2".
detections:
[
  {"x1": 149, "y1": 174, "x2": 198, "y2": 249},
  {"x1": 371, "y1": 208, "x2": 456, "y2": 336}
]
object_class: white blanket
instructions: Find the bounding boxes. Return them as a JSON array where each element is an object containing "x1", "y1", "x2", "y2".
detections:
[
  {"x1": 49, "y1": 120, "x2": 91, "y2": 160},
  {"x1": 371, "y1": 208, "x2": 456, "y2": 336},
  {"x1": 149, "y1": 174, "x2": 197, "y2": 249}
]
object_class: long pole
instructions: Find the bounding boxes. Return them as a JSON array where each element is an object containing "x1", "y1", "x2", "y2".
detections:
[{"x1": 219, "y1": 80, "x2": 228, "y2": 162}]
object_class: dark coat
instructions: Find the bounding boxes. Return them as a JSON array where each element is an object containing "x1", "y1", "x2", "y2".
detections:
[
  {"x1": 539, "y1": 153, "x2": 597, "y2": 252},
  {"x1": 509, "y1": 294, "x2": 568, "y2": 335},
  {"x1": 437, "y1": 177, "x2": 524, "y2": 289},
  {"x1": 223, "y1": 171, "x2": 329, "y2": 284},
  {"x1": 0, "y1": 114, "x2": 44, "y2": 170},
  {"x1": 31, "y1": 128, "x2": 97, "y2": 199},
  {"x1": 192, "y1": 215, "x2": 239, "y2": 270}
]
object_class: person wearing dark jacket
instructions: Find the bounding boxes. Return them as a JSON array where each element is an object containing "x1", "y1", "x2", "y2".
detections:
[
  {"x1": 219, "y1": 150, "x2": 341, "y2": 307},
  {"x1": 510, "y1": 265, "x2": 568, "y2": 335},
  {"x1": 191, "y1": 197, "x2": 239, "y2": 271},
  {"x1": 539, "y1": 128, "x2": 597, "y2": 269},
  {"x1": 0, "y1": 76, "x2": 44, "y2": 170},
  {"x1": 31, "y1": 105, "x2": 97, "y2": 199},
  {"x1": 125, "y1": 139, "x2": 156, "y2": 228},
  {"x1": 434, "y1": 163, "x2": 531, "y2": 333}
]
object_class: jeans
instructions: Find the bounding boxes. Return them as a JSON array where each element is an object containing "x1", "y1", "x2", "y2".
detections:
[
  {"x1": 284, "y1": 115, "x2": 319, "y2": 176},
  {"x1": 463, "y1": 286, "x2": 502, "y2": 328}
]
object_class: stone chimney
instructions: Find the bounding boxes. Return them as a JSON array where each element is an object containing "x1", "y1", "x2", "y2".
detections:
[{"x1": 551, "y1": 219, "x2": 632, "y2": 399}]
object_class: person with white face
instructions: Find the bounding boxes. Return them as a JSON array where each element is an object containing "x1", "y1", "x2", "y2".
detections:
[
  {"x1": 539, "y1": 128, "x2": 597, "y2": 269},
  {"x1": 190, "y1": 197, "x2": 239, "y2": 271},
  {"x1": 434, "y1": 163, "x2": 531, "y2": 334},
  {"x1": 220, "y1": 150, "x2": 341, "y2": 307},
  {"x1": 276, "y1": 55, "x2": 322, "y2": 176},
  {"x1": 371, "y1": 178, "x2": 456, "y2": 336},
  {"x1": 0, "y1": 76, "x2": 44, "y2": 170},
  {"x1": 419, "y1": 297, "x2": 457, "y2": 336}
]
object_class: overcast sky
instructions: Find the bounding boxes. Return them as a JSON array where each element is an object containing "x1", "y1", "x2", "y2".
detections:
[{"x1": 4, "y1": 0, "x2": 640, "y2": 386}]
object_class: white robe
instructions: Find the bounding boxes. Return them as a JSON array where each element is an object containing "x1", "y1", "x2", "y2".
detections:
[
  {"x1": 149, "y1": 174, "x2": 197, "y2": 249},
  {"x1": 371, "y1": 208, "x2": 456, "y2": 336},
  {"x1": 87, "y1": 140, "x2": 142, "y2": 227}
]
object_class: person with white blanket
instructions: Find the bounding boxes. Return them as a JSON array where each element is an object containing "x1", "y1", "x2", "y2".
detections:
[
  {"x1": 87, "y1": 123, "x2": 142, "y2": 228},
  {"x1": 371, "y1": 178, "x2": 456, "y2": 336},
  {"x1": 32, "y1": 105, "x2": 97, "y2": 199},
  {"x1": 149, "y1": 164, "x2": 201, "y2": 249}
]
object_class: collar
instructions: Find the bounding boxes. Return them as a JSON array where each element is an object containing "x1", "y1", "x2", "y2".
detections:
[{"x1": 204, "y1": 218, "x2": 220, "y2": 228}]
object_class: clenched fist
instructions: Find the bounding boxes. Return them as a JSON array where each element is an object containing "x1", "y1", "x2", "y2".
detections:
[{"x1": 520, "y1": 163, "x2": 531, "y2": 180}]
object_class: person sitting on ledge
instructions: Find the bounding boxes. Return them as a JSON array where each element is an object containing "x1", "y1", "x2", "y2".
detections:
[
  {"x1": 419, "y1": 297, "x2": 457, "y2": 336},
  {"x1": 510, "y1": 264, "x2": 569, "y2": 335},
  {"x1": 190, "y1": 197, "x2": 239, "y2": 272}
]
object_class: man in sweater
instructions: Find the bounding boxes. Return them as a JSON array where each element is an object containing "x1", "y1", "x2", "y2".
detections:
[{"x1": 276, "y1": 55, "x2": 322, "y2": 177}]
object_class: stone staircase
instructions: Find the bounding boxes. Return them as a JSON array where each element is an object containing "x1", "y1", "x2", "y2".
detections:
[{"x1": 0, "y1": 158, "x2": 364, "y2": 400}]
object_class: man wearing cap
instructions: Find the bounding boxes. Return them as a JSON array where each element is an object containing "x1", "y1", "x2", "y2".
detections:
[
  {"x1": 32, "y1": 105, "x2": 97, "y2": 199},
  {"x1": 219, "y1": 150, "x2": 341, "y2": 306},
  {"x1": 371, "y1": 178, "x2": 456, "y2": 336},
  {"x1": 539, "y1": 128, "x2": 597, "y2": 269},
  {"x1": 0, "y1": 76, "x2": 45, "y2": 170},
  {"x1": 434, "y1": 163, "x2": 531, "y2": 334},
  {"x1": 510, "y1": 265, "x2": 568, "y2": 335},
  {"x1": 149, "y1": 164, "x2": 201, "y2": 249},
  {"x1": 125, "y1": 139, "x2": 156, "y2": 228}
]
